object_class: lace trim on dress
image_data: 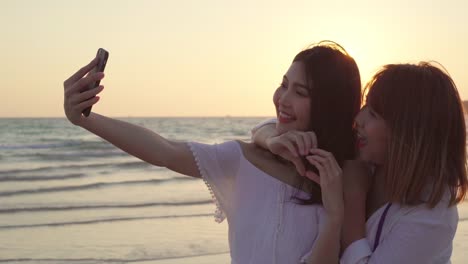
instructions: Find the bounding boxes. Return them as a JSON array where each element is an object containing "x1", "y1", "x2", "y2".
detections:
[{"x1": 188, "y1": 143, "x2": 226, "y2": 223}]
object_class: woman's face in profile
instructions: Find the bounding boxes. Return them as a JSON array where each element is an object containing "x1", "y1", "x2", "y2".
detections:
[
  {"x1": 274, "y1": 62, "x2": 311, "y2": 135},
  {"x1": 354, "y1": 105, "x2": 388, "y2": 164}
]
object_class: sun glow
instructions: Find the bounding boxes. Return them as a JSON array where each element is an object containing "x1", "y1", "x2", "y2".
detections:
[{"x1": 1, "y1": 0, "x2": 468, "y2": 117}]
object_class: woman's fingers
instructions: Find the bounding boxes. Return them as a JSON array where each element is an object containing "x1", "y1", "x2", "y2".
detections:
[
  {"x1": 283, "y1": 131, "x2": 316, "y2": 156},
  {"x1": 288, "y1": 131, "x2": 318, "y2": 155},
  {"x1": 65, "y1": 72, "x2": 104, "y2": 99},
  {"x1": 270, "y1": 136, "x2": 298, "y2": 157},
  {"x1": 64, "y1": 57, "x2": 98, "y2": 88},
  {"x1": 291, "y1": 156, "x2": 306, "y2": 177},
  {"x1": 305, "y1": 170, "x2": 320, "y2": 184},
  {"x1": 290, "y1": 133, "x2": 306, "y2": 156},
  {"x1": 307, "y1": 155, "x2": 344, "y2": 218},
  {"x1": 306, "y1": 155, "x2": 332, "y2": 184},
  {"x1": 309, "y1": 155, "x2": 333, "y2": 179},
  {"x1": 269, "y1": 136, "x2": 305, "y2": 176},
  {"x1": 306, "y1": 149, "x2": 345, "y2": 220},
  {"x1": 63, "y1": 58, "x2": 105, "y2": 125},
  {"x1": 306, "y1": 153, "x2": 342, "y2": 187},
  {"x1": 268, "y1": 131, "x2": 323, "y2": 177},
  {"x1": 309, "y1": 148, "x2": 341, "y2": 174},
  {"x1": 300, "y1": 133, "x2": 311, "y2": 155},
  {"x1": 71, "y1": 72, "x2": 105, "y2": 94},
  {"x1": 270, "y1": 130, "x2": 319, "y2": 157},
  {"x1": 307, "y1": 131, "x2": 318, "y2": 149},
  {"x1": 73, "y1": 85, "x2": 105, "y2": 104},
  {"x1": 281, "y1": 139, "x2": 299, "y2": 157},
  {"x1": 76, "y1": 96, "x2": 100, "y2": 112},
  {"x1": 306, "y1": 156, "x2": 326, "y2": 178},
  {"x1": 301, "y1": 131, "x2": 317, "y2": 153}
]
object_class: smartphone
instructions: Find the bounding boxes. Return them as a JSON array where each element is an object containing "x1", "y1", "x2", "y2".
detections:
[{"x1": 82, "y1": 48, "x2": 109, "y2": 117}]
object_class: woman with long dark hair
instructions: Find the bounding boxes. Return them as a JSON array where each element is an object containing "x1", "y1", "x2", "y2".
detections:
[{"x1": 63, "y1": 41, "x2": 362, "y2": 263}]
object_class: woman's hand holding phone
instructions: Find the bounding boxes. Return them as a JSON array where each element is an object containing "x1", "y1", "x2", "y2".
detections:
[
  {"x1": 82, "y1": 48, "x2": 108, "y2": 116},
  {"x1": 63, "y1": 55, "x2": 105, "y2": 126}
]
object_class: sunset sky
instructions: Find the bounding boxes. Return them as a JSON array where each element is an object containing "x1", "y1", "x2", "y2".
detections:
[{"x1": 2, "y1": 0, "x2": 468, "y2": 117}]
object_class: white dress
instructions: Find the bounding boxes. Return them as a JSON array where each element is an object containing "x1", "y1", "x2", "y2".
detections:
[{"x1": 188, "y1": 140, "x2": 325, "y2": 264}]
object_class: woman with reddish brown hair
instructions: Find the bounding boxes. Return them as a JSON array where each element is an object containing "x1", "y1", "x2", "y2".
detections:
[
  {"x1": 253, "y1": 62, "x2": 467, "y2": 263},
  {"x1": 340, "y1": 63, "x2": 467, "y2": 263}
]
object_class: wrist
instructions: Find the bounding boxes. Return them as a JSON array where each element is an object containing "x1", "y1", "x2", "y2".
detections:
[
  {"x1": 74, "y1": 117, "x2": 85, "y2": 127},
  {"x1": 75, "y1": 113, "x2": 94, "y2": 128},
  {"x1": 69, "y1": 116, "x2": 84, "y2": 127}
]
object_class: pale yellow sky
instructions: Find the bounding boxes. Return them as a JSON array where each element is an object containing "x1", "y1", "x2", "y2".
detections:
[{"x1": 1, "y1": 0, "x2": 468, "y2": 117}]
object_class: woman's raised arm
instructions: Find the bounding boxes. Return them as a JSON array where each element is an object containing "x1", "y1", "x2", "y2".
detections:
[{"x1": 63, "y1": 58, "x2": 199, "y2": 178}]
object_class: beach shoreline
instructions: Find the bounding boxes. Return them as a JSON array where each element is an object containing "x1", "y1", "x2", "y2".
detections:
[{"x1": 150, "y1": 201, "x2": 468, "y2": 263}]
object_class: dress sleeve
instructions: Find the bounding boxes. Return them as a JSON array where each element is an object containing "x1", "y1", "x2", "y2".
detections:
[
  {"x1": 187, "y1": 141, "x2": 241, "y2": 223},
  {"x1": 340, "y1": 207, "x2": 457, "y2": 264},
  {"x1": 250, "y1": 118, "x2": 277, "y2": 137}
]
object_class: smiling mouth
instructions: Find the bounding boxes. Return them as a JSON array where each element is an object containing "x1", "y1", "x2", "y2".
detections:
[
  {"x1": 357, "y1": 132, "x2": 368, "y2": 148},
  {"x1": 278, "y1": 111, "x2": 295, "y2": 123},
  {"x1": 357, "y1": 138, "x2": 367, "y2": 148}
]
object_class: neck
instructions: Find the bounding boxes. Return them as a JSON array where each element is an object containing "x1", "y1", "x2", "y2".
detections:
[{"x1": 366, "y1": 167, "x2": 389, "y2": 219}]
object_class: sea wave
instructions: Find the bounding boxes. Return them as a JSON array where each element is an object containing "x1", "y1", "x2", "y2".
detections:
[
  {"x1": 0, "y1": 213, "x2": 214, "y2": 230},
  {"x1": 0, "y1": 178, "x2": 194, "y2": 197},
  {"x1": 0, "y1": 251, "x2": 229, "y2": 263},
  {"x1": 0, "y1": 142, "x2": 78, "y2": 150},
  {"x1": 0, "y1": 140, "x2": 111, "y2": 150},
  {"x1": 0, "y1": 200, "x2": 213, "y2": 214},
  {"x1": 0, "y1": 173, "x2": 86, "y2": 182},
  {"x1": 14, "y1": 151, "x2": 128, "y2": 161},
  {"x1": 0, "y1": 161, "x2": 154, "y2": 176}
]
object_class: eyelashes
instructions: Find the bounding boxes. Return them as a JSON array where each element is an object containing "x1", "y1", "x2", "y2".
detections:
[{"x1": 277, "y1": 83, "x2": 309, "y2": 97}]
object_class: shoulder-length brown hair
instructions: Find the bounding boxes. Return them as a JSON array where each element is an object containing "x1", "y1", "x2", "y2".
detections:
[{"x1": 366, "y1": 63, "x2": 467, "y2": 208}]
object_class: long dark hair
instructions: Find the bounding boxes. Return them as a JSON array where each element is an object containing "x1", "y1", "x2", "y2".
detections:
[{"x1": 293, "y1": 41, "x2": 362, "y2": 204}]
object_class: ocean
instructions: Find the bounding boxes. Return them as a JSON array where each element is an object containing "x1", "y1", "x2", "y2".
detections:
[
  {"x1": 0, "y1": 117, "x2": 467, "y2": 264},
  {"x1": 0, "y1": 117, "x2": 268, "y2": 263}
]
